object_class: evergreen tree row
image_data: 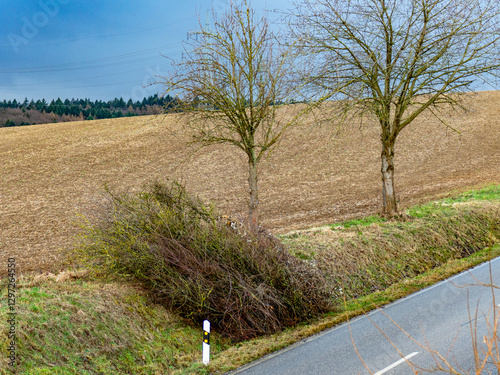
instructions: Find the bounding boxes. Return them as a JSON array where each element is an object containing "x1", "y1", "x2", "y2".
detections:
[{"x1": 0, "y1": 94, "x2": 179, "y2": 127}]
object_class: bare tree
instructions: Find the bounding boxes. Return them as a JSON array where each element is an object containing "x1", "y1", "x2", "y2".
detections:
[
  {"x1": 290, "y1": 0, "x2": 500, "y2": 215},
  {"x1": 160, "y1": 0, "x2": 315, "y2": 233}
]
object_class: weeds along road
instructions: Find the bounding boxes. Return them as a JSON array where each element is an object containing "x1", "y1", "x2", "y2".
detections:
[{"x1": 228, "y1": 257, "x2": 500, "y2": 375}]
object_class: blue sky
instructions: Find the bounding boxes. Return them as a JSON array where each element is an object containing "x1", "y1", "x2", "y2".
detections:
[{"x1": 0, "y1": 0, "x2": 291, "y2": 102}]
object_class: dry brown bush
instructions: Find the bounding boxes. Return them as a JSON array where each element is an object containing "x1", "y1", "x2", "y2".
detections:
[{"x1": 75, "y1": 180, "x2": 333, "y2": 341}]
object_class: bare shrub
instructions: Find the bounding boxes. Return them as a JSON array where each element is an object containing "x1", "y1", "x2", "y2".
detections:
[
  {"x1": 75, "y1": 180, "x2": 333, "y2": 341},
  {"x1": 323, "y1": 207, "x2": 500, "y2": 298}
]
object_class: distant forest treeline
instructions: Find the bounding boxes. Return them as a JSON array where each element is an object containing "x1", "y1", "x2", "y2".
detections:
[{"x1": 0, "y1": 94, "x2": 178, "y2": 127}]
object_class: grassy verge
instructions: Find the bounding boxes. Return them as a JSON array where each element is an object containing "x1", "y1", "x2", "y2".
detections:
[
  {"x1": 1, "y1": 184, "x2": 499, "y2": 374},
  {"x1": 0, "y1": 271, "x2": 232, "y2": 374},
  {"x1": 282, "y1": 186, "x2": 500, "y2": 300}
]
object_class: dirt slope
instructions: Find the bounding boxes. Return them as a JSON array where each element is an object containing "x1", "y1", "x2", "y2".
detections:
[{"x1": 1, "y1": 91, "x2": 499, "y2": 274}]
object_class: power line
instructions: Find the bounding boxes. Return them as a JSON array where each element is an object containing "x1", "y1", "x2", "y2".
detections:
[
  {"x1": 1, "y1": 67, "x2": 162, "y2": 88},
  {"x1": 2, "y1": 78, "x2": 157, "y2": 92},
  {"x1": 0, "y1": 44, "x2": 182, "y2": 74},
  {"x1": 0, "y1": 16, "x2": 196, "y2": 48}
]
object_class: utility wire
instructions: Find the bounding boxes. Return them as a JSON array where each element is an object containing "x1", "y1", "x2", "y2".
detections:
[
  {"x1": 0, "y1": 16, "x2": 196, "y2": 48},
  {"x1": 0, "y1": 44, "x2": 182, "y2": 74}
]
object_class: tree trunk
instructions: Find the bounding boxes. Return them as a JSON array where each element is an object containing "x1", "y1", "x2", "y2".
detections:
[
  {"x1": 381, "y1": 142, "x2": 398, "y2": 215},
  {"x1": 248, "y1": 159, "x2": 259, "y2": 233}
]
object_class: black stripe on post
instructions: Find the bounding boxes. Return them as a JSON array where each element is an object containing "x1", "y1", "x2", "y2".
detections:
[{"x1": 203, "y1": 330, "x2": 210, "y2": 345}]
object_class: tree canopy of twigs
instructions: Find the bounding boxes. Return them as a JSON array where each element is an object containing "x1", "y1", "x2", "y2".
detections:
[
  {"x1": 160, "y1": 0, "x2": 316, "y2": 233},
  {"x1": 290, "y1": 0, "x2": 500, "y2": 215}
]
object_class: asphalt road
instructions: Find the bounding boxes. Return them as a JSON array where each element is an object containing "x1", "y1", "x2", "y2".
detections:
[{"x1": 228, "y1": 257, "x2": 500, "y2": 374}]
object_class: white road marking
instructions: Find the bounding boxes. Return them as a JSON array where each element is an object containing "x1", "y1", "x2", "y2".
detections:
[{"x1": 373, "y1": 352, "x2": 419, "y2": 375}]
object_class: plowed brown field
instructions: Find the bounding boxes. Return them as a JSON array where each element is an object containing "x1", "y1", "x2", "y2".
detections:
[{"x1": 1, "y1": 91, "x2": 499, "y2": 275}]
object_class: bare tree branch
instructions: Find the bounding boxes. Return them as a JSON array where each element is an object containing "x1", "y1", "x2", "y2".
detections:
[
  {"x1": 289, "y1": 0, "x2": 500, "y2": 215},
  {"x1": 159, "y1": 0, "x2": 321, "y2": 232}
]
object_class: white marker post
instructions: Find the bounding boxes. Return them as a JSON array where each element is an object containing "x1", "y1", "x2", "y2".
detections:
[{"x1": 202, "y1": 320, "x2": 210, "y2": 365}]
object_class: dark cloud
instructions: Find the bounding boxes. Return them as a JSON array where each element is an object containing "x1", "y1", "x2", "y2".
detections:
[{"x1": 0, "y1": 0, "x2": 291, "y2": 101}]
